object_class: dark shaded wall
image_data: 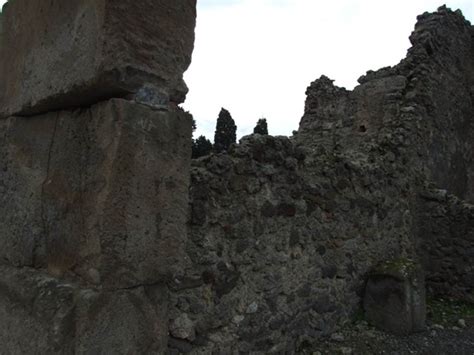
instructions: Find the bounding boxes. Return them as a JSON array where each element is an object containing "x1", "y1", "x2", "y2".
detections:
[{"x1": 415, "y1": 189, "x2": 474, "y2": 302}]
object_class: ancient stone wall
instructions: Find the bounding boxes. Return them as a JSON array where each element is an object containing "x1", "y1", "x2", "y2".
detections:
[
  {"x1": 0, "y1": 0, "x2": 195, "y2": 353},
  {"x1": 176, "y1": 133, "x2": 415, "y2": 352},
  {"x1": 297, "y1": 7, "x2": 474, "y2": 204},
  {"x1": 0, "y1": 2, "x2": 472, "y2": 353},
  {"x1": 415, "y1": 189, "x2": 474, "y2": 302},
  {"x1": 295, "y1": 6, "x2": 474, "y2": 300},
  {"x1": 176, "y1": 6, "x2": 474, "y2": 353},
  {"x1": 401, "y1": 8, "x2": 474, "y2": 203}
]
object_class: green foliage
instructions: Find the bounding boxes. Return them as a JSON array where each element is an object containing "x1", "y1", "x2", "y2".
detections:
[
  {"x1": 192, "y1": 135, "x2": 213, "y2": 159},
  {"x1": 253, "y1": 118, "x2": 268, "y2": 135},
  {"x1": 214, "y1": 108, "x2": 236, "y2": 153}
]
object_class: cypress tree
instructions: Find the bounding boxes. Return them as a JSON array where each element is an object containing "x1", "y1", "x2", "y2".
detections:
[{"x1": 214, "y1": 108, "x2": 237, "y2": 153}]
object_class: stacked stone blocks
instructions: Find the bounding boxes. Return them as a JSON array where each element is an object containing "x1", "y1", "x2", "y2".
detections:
[{"x1": 0, "y1": 0, "x2": 196, "y2": 352}]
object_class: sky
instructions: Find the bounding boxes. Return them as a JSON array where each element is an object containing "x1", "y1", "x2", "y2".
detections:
[
  {"x1": 185, "y1": 0, "x2": 473, "y2": 140},
  {"x1": 1, "y1": 0, "x2": 472, "y2": 140}
]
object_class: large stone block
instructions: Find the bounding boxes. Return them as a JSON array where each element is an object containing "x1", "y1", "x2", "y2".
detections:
[
  {"x1": 0, "y1": 99, "x2": 192, "y2": 289},
  {"x1": 0, "y1": 266, "x2": 169, "y2": 353},
  {"x1": 0, "y1": 0, "x2": 196, "y2": 117},
  {"x1": 0, "y1": 114, "x2": 54, "y2": 267},
  {"x1": 363, "y1": 259, "x2": 426, "y2": 335}
]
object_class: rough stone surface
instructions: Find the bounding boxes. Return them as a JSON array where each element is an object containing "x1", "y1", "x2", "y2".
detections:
[
  {"x1": 0, "y1": 265, "x2": 169, "y2": 353},
  {"x1": 297, "y1": 6, "x2": 474, "y2": 204},
  {"x1": 0, "y1": 0, "x2": 196, "y2": 117},
  {"x1": 177, "y1": 134, "x2": 413, "y2": 352},
  {"x1": 363, "y1": 259, "x2": 426, "y2": 335},
  {"x1": 311, "y1": 312, "x2": 474, "y2": 355},
  {"x1": 175, "y1": 6, "x2": 473, "y2": 352},
  {"x1": 294, "y1": 5, "x2": 474, "y2": 300},
  {"x1": 415, "y1": 189, "x2": 474, "y2": 302},
  {"x1": 0, "y1": 3, "x2": 473, "y2": 354},
  {"x1": 0, "y1": 0, "x2": 196, "y2": 352},
  {"x1": 0, "y1": 99, "x2": 192, "y2": 289}
]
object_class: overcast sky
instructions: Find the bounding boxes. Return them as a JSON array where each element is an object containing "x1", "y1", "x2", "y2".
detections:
[
  {"x1": 1, "y1": 0, "x2": 472, "y2": 140},
  {"x1": 185, "y1": 0, "x2": 473, "y2": 140}
]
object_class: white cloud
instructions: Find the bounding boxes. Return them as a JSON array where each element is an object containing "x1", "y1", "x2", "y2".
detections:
[{"x1": 185, "y1": 0, "x2": 473, "y2": 140}]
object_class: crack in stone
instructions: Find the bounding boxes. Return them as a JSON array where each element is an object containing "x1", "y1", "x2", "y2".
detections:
[{"x1": 38, "y1": 112, "x2": 60, "y2": 267}]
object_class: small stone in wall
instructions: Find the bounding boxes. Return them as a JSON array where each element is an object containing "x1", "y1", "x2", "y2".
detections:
[
  {"x1": 233, "y1": 315, "x2": 245, "y2": 325},
  {"x1": 330, "y1": 333, "x2": 345, "y2": 342},
  {"x1": 246, "y1": 302, "x2": 259, "y2": 314},
  {"x1": 170, "y1": 314, "x2": 196, "y2": 341}
]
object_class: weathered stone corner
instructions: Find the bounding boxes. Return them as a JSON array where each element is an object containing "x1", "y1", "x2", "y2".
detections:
[
  {"x1": 0, "y1": 0, "x2": 197, "y2": 118},
  {"x1": 0, "y1": 0, "x2": 196, "y2": 352}
]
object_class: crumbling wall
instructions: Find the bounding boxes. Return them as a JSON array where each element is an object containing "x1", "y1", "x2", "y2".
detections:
[
  {"x1": 295, "y1": 6, "x2": 474, "y2": 300},
  {"x1": 175, "y1": 134, "x2": 415, "y2": 352},
  {"x1": 401, "y1": 8, "x2": 474, "y2": 203},
  {"x1": 178, "y1": 6, "x2": 474, "y2": 353},
  {"x1": 396, "y1": 7, "x2": 474, "y2": 298},
  {"x1": 0, "y1": 0, "x2": 196, "y2": 353},
  {"x1": 297, "y1": 7, "x2": 474, "y2": 204}
]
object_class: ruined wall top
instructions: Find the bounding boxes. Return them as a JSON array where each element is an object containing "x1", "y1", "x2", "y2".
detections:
[
  {"x1": 0, "y1": 0, "x2": 196, "y2": 118},
  {"x1": 296, "y1": 6, "x2": 474, "y2": 202}
]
